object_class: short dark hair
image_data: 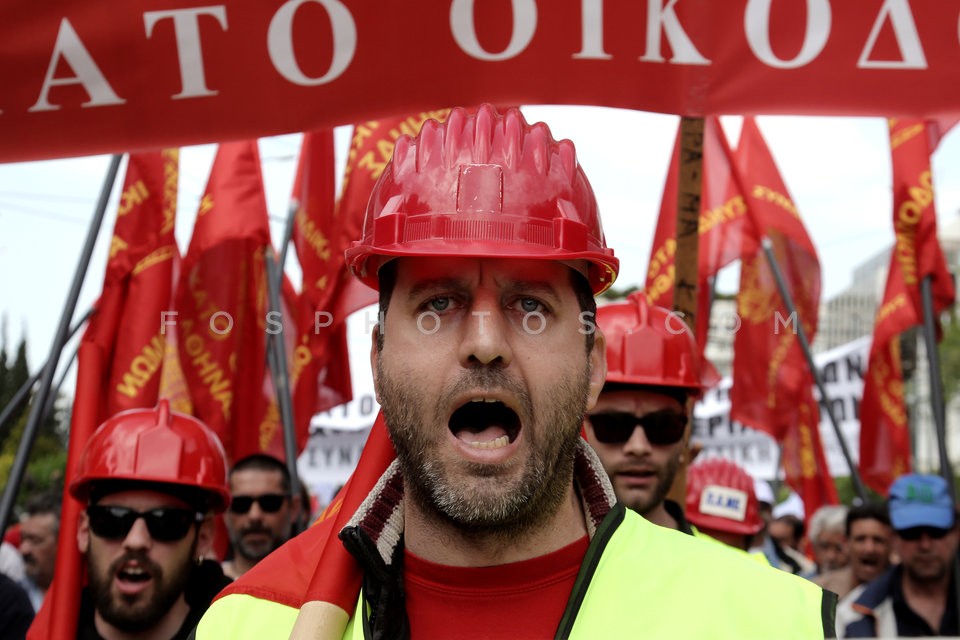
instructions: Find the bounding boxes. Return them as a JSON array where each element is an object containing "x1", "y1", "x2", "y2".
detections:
[
  {"x1": 774, "y1": 514, "x2": 805, "y2": 542},
  {"x1": 24, "y1": 492, "x2": 61, "y2": 536},
  {"x1": 846, "y1": 501, "x2": 890, "y2": 536},
  {"x1": 229, "y1": 454, "x2": 292, "y2": 494},
  {"x1": 376, "y1": 260, "x2": 597, "y2": 354}
]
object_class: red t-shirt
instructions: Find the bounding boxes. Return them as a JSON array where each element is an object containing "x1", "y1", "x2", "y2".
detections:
[{"x1": 403, "y1": 535, "x2": 589, "y2": 640}]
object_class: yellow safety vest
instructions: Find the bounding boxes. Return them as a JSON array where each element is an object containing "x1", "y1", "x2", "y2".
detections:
[{"x1": 198, "y1": 506, "x2": 835, "y2": 639}]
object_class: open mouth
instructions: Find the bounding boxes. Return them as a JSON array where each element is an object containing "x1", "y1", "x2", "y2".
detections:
[
  {"x1": 449, "y1": 399, "x2": 521, "y2": 450},
  {"x1": 115, "y1": 562, "x2": 153, "y2": 594}
]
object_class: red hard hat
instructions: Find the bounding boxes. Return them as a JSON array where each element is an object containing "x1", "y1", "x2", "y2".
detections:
[
  {"x1": 597, "y1": 292, "x2": 704, "y2": 395},
  {"x1": 685, "y1": 458, "x2": 763, "y2": 536},
  {"x1": 345, "y1": 104, "x2": 619, "y2": 294},
  {"x1": 69, "y1": 400, "x2": 230, "y2": 513}
]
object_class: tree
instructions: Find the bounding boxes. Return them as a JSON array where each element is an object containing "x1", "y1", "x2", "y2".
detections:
[
  {"x1": 0, "y1": 334, "x2": 70, "y2": 513},
  {"x1": 940, "y1": 315, "x2": 960, "y2": 402}
]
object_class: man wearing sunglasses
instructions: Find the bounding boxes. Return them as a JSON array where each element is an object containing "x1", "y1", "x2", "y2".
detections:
[
  {"x1": 843, "y1": 474, "x2": 960, "y2": 638},
  {"x1": 584, "y1": 292, "x2": 703, "y2": 534},
  {"x1": 223, "y1": 454, "x2": 300, "y2": 579},
  {"x1": 68, "y1": 400, "x2": 233, "y2": 640},
  {"x1": 198, "y1": 106, "x2": 835, "y2": 639}
]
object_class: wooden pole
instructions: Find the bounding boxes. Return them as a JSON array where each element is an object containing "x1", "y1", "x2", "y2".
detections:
[{"x1": 667, "y1": 116, "x2": 704, "y2": 507}]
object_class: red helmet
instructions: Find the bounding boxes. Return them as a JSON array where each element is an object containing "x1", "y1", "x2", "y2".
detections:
[
  {"x1": 345, "y1": 104, "x2": 619, "y2": 294},
  {"x1": 685, "y1": 458, "x2": 763, "y2": 536},
  {"x1": 69, "y1": 400, "x2": 230, "y2": 513},
  {"x1": 597, "y1": 292, "x2": 704, "y2": 395}
]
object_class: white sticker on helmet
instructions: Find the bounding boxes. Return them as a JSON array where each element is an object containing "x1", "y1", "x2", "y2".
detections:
[{"x1": 699, "y1": 485, "x2": 748, "y2": 522}]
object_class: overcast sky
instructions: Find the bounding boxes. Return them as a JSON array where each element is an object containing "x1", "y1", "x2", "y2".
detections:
[{"x1": 1, "y1": 106, "x2": 958, "y2": 388}]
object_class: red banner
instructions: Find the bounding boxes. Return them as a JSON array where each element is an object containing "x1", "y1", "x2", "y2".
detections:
[
  {"x1": 729, "y1": 118, "x2": 837, "y2": 513},
  {"x1": 3, "y1": 2, "x2": 960, "y2": 162},
  {"x1": 859, "y1": 118, "x2": 957, "y2": 494},
  {"x1": 175, "y1": 140, "x2": 273, "y2": 463}
]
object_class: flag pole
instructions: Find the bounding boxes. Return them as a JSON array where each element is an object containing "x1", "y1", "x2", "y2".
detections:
[
  {"x1": 265, "y1": 246, "x2": 302, "y2": 502},
  {"x1": 760, "y1": 236, "x2": 868, "y2": 504},
  {"x1": 277, "y1": 202, "x2": 297, "y2": 275},
  {"x1": 920, "y1": 275, "x2": 955, "y2": 492},
  {"x1": 40, "y1": 341, "x2": 81, "y2": 425},
  {"x1": 666, "y1": 116, "x2": 703, "y2": 509},
  {"x1": 919, "y1": 273, "x2": 960, "y2": 640},
  {"x1": 0, "y1": 154, "x2": 122, "y2": 537}
]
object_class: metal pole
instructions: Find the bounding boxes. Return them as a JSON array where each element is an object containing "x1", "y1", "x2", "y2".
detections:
[
  {"x1": 760, "y1": 236, "x2": 869, "y2": 504},
  {"x1": 920, "y1": 276, "x2": 955, "y2": 491},
  {"x1": 264, "y1": 246, "x2": 301, "y2": 503},
  {"x1": 277, "y1": 202, "x2": 298, "y2": 276},
  {"x1": 919, "y1": 274, "x2": 960, "y2": 640},
  {"x1": 41, "y1": 342, "x2": 81, "y2": 425},
  {"x1": 0, "y1": 154, "x2": 122, "y2": 536}
]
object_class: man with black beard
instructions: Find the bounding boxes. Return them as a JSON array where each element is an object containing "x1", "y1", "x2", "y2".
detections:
[
  {"x1": 69, "y1": 401, "x2": 232, "y2": 639},
  {"x1": 584, "y1": 292, "x2": 704, "y2": 534},
  {"x1": 199, "y1": 105, "x2": 835, "y2": 639}
]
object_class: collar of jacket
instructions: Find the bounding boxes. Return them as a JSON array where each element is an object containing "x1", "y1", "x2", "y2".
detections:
[
  {"x1": 338, "y1": 437, "x2": 617, "y2": 571},
  {"x1": 337, "y1": 439, "x2": 618, "y2": 640},
  {"x1": 851, "y1": 565, "x2": 897, "y2": 617}
]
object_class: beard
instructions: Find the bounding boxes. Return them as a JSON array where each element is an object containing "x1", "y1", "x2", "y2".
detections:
[
  {"x1": 623, "y1": 449, "x2": 682, "y2": 517},
  {"x1": 87, "y1": 541, "x2": 195, "y2": 633},
  {"x1": 376, "y1": 355, "x2": 590, "y2": 541},
  {"x1": 233, "y1": 525, "x2": 284, "y2": 562},
  {"x1": 903, "y1": 553, "x2": 951, "y2": 583}
]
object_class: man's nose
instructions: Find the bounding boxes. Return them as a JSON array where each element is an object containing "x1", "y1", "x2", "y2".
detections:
[
  {"x1": 459, "y1": 297, "x2": 513, "y2": 367},
  {"x1": 622, "y1": 423, "x2": 652, "y2": 456},
  {"x1": 122, "y1": 517, "x2": 153, "y2": 550}
]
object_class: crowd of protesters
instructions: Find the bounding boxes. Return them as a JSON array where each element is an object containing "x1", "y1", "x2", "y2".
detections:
[{"x1": 2, "y1": 106, "x2": 959, "y2": 639}]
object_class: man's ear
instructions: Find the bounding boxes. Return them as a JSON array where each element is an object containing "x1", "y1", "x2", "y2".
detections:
[
  {"x1": 370, "y1": 323, "x2": 382, "y2": 403},
  {"x1": 196, "y1": 517, "x2": 215, "y2": 557},
  {"x1": 586, "y1": 329, "x2": 607, "y2": 412},
  {"x1": 77, "y1": 510, "x2": 90, "y2": 554}
]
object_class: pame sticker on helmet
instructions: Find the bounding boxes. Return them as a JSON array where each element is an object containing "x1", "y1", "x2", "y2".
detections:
[{"x1": 699, "y1": 485, "x2": 748, "y2": 522}]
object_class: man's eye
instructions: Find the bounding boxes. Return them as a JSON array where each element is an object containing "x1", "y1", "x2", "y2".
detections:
[
  {"x1": 519, "y1": 298, "x2": 542, "y2": 313},
  {"x1": 428, "y1": 297, "x2": 451, "y2": 312}
]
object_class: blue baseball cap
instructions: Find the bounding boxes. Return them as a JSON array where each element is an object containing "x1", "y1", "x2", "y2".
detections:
[{"x1": 888, "y1": 474, "x2": 955, "y2": 531}]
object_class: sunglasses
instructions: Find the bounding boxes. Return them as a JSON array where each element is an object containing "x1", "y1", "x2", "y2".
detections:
[
  {"x1": 898, "y1": 525, "x2": 952, "y2": 541},
  {"x1": 229, "y1": 494, "x2": 289, "y2": 515},
  {"x1": 587, "y1": 410, "x2": 688, "y2": 446},
  {"x1": 87, "y1": 505, "x2": 202, "y2": 542}
]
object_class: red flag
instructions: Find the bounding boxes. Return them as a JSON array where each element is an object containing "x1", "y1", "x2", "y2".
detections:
[
  {"x1": 291, "y1": 111, "x2": 453, "y2": 431},
  {"x1": 290, "y1": 130, "x2": 354, "y2": 438},
  {"x1": 82, "y1": 150, "x2": 181, "y2": 420},
  {"x1": 644, "y1": 117, "x2": 754, "y2": 388},
  {"x1": 859, "y1": 118, "x2": 957, "y2": 494},
  {"x1": 29, "y1": 152, "x2": 181, "y2": 638},
  {"x1": 729, "y1": 118, "x2": 838, "y2": 514},
  {"x1": 175, "y1": 140, "x2": 273, "y2": 463},
  {"x1": 214, "y1": 413, "x2": 396, "y2": 616},
  {"x1": 27, "y1": 344, "x2": 105, "y2": 639}
]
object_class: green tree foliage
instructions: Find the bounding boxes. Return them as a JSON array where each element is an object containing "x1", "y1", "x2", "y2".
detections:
[
  {"x1": 939, "y1": 315, "x2": 960, "y2": 402},
  {"x1": 0, "y1": 334, "x2": 70, "y2": 519}
]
